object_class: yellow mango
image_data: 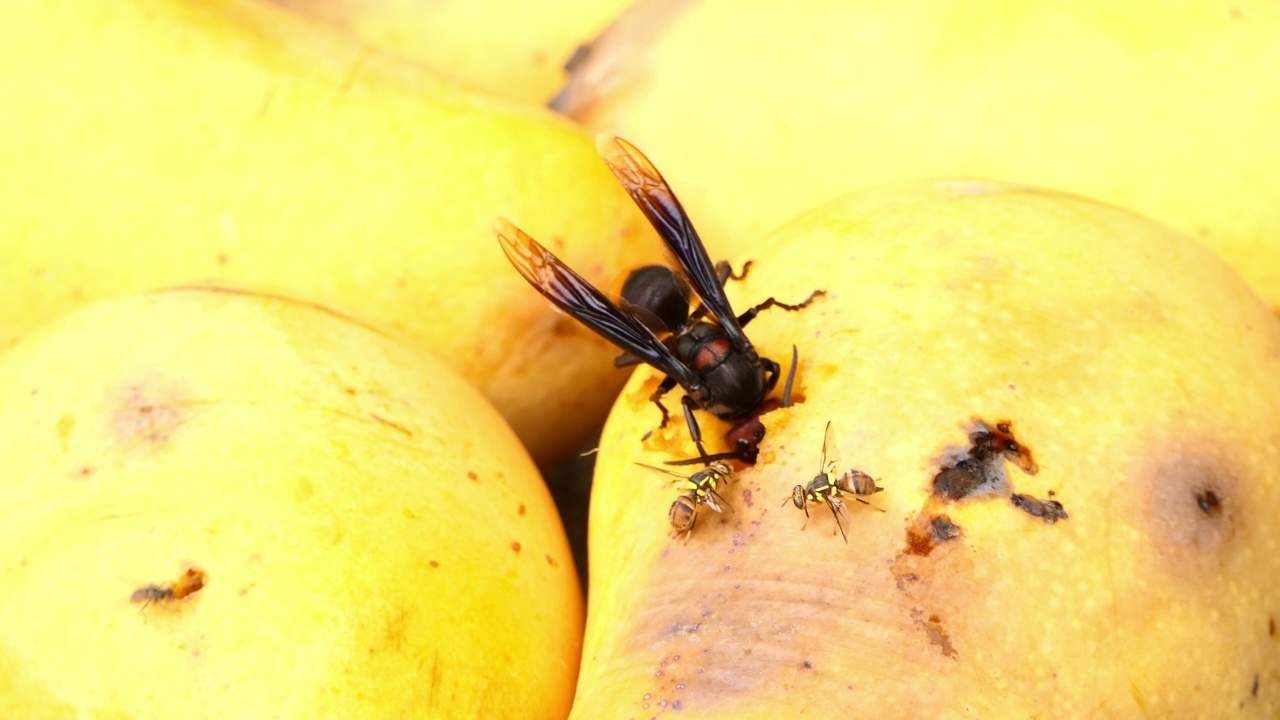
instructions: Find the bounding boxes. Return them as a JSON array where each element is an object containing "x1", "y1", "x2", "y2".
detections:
[
  {"x1": 0, "y1": 0, "x2": 654, "y2": 466},
  {"x1": 0, "y1": 287, "x2": 581, "y2": 718},
  {"x1": 556, "y1": 0, "x2": 1280, "y2": 309},
  {"x1": 270, "y1": 0, "x2": 633, "y2": 103},
  {"x1": 574, "y1": 180, "x2": 1280, "y2": 718}
]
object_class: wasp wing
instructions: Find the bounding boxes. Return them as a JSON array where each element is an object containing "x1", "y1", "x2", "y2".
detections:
[
  {"x1": 596, "y1": 135, "x2": 752, "y2": 349},
  {"x1": 497, "y1": 219, "x2": 702, "y2": 390}
]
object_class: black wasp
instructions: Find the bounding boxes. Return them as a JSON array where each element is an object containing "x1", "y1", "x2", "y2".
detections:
[
  {"x1": 637, "y1": 460, "x2": 735, "y2": 542},
  {"x1": 498, "y1": 135, "x2": 824, "y2": 461},
  {"x1": 786, "y1": 421, "x2": 884, "y2": 542}
]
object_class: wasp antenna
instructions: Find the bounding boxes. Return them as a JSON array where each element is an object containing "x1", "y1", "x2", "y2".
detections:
[{"x1": 782, "y1": 344, "x2": 799, "y2": 408}]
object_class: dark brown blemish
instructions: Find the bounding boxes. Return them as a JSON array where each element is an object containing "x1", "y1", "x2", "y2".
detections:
[
  {"x1": 905, "y1": 514, "x2": 963, "y2": 557},
  {"x1": 511, "y1": 541, "x2": 522, "y2": 554},
  {"x1": 545, "y1": 554, "x2": 558, "y2": 567},
  {"x1": 428, "y1": 560, "x2": 439, "y2": 568},
  {"x1": 1252, "y1": 674, "x2": 1260, "y2": 697},
  {"x1": 932, "y1": 419, "x2": 1037, "y2": 501},
  {"x1": 1270, "y1": 617, "x2": 1275, "y2": 637},
  {"x1": 467, "y1": 471, "x2": 478, "y2": 481},
  {"x1": 368, "y1": 413, "x2": 413, "y2": 438},
  {"x1": 1195, "y1": 488, "x2": 1221, "y2": 516},
  {"x1": 1011, "y1": 493, "x2": 1069, "y2": 524},
  {"x1": 517, "y1": 504, "x2": 526, "y2": 516}
]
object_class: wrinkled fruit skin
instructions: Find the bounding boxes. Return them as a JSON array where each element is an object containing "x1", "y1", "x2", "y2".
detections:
[
  {"x1": 0, "y1": 288, "x2": 582, "y2": 719},
  {"x1": 575, "y1": 180, "x2": 1280, "y2": 719}
]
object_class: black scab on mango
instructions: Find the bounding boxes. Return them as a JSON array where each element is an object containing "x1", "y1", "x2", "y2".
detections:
[{"x1": 931, "y1": 419, "x2": 1037, "y2": 501}]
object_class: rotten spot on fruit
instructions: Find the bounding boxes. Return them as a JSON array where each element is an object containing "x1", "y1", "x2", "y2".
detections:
[
  {"x1": 1011, "y1": 493, "x2": 1069, "y2": 524},
  {"x1": 931, "y1": 418, "x2": 1037, "y2": 501},
  {"x1": 1196, "y1": 488, "x2": 1222, "y2": 516},
  {"x1": 131, "y1": 567, "x2": 207, "y2": 612},
  {"x1": 905, "y1": 513, "x2": 963, "y2": 557}
]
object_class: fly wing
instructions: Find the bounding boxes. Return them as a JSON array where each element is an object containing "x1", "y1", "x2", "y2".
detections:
[
  {"x1": 596, "y1": 135, "x2": 752, "y2": 349},
  {"x1": 821, "y1": 420, "x2": 841, "y2": 474},
  {"x1": 497, "y1": 218, "x2": 701, "y2": 390}
]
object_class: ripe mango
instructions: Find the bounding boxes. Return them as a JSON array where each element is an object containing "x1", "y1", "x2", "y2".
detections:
[
  {"x1": 575, "y1": 180, "x2": 1280, "y2": 718},
  {"x1": 0, "y1": 0, "x2": 654, "y2": 466},
  {"x1": 269, "y1": 0, "x2": 633, "y2": 103},
  {"x1": 556, "y1": 0, "x2": 1280, "y2": 309},
  {"x1": 0, "y1": 287, "x2": 582, "y2": 718}
]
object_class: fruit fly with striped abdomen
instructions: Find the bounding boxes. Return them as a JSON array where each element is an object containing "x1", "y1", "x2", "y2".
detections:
[
  {"x1": 639, "y1": 459, "x2": 735, "y2": 541},
  {"x1": 787, "y1": 422, "x2": 884, "y2": 542}
]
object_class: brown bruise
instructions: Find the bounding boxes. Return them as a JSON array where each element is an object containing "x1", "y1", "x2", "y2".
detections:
[
  {"x1": 1132, "y1": 435, "x2": 1242, "y2": 573},
  {"x1": 903, "y1": 510, "x2": 964, "y2": 558}
]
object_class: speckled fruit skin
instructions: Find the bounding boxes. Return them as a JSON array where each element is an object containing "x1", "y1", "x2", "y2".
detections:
[
  {"x1": 0, "y1": 0, "x2": 655, "y2": 467},
  {"x1": 0, "y1": 288, "x2": 582, "y2": 719},
  {"x1": 557, "y1": 0, "x2": 1280, "y2": 311},
  {"x1": 575, "y1": 180, "x2": 1280, "y2": 719}
]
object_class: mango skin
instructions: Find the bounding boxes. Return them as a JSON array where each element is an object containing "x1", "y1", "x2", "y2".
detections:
[
  {"x1": 0, "y1": 288, "x2": 582, "y2": 719},
  {"x1": 574, "y1": 180, "x2": 1280, "y2": 719},
  {"x1": 557, "y1": 0, "x2": 1280, "y2": 309},
  {"x1": 0, "y1": 0, "x2": 654, "y2": 466},
  {"x1": 269, "y1": 0, "x2": 633, "y2": 104}
]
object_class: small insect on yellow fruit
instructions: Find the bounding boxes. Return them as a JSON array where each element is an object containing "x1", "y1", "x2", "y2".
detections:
[
  {"x1": 0, "y1": 288, "x2": 582, "y2": 719},
  {"x1": 577, "y1": 180, "x2": 1280, "y2": 719}
]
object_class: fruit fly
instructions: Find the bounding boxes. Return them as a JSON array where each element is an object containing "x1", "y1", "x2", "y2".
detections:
[
  {"x1": 130, "y1": 566, "x2": 207, "y2": 611},
  {"x1": 498, "y1": 135, "x2": 823, "y2": 461},
  {"x1": 639, "y1": 460, "x2": 735, "y2": 541},
  {"x1": 786, "y1": 421, "x2": 884, "y2": 542}
]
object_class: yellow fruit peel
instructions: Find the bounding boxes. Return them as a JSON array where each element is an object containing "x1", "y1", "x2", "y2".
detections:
[
  {"x1": 575, "y1": 180, "x2": 1280, "y2": 719},
  {"x1": 0, "y1": 287, "x2": 582, "y2": 719}
]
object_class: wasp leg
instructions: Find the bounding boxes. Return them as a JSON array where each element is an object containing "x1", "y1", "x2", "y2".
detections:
[
  {"x1": 714, "y1": 259, "x2": 753, "y2": 283},
  {"x1": 648, "y1": 376, "x2": 678, "y2": 429},
  {"x1": 736, "y1": 289, "x2": 826, "y2": 328},
  {"x1": 681, "y1": 394, "x2": 710, "y2": 459}
]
